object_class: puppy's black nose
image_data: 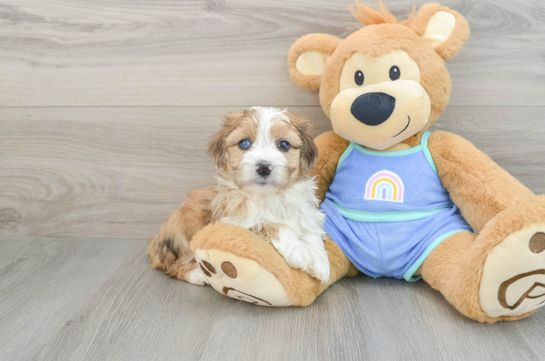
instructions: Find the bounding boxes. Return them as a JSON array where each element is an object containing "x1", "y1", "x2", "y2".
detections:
[
  {"x1": 256, "y1": 163, "x2": 272, "y2": 177},
  {"x1": 351, "y1": 92, "x2": 396, "y2": 126}
]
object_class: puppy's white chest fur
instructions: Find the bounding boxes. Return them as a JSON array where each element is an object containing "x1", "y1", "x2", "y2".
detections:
[
  {"x1": 224, "y1": 180, "x2": 321, "y2": 228},
  {"x1": 213, "y1": 178, "x2": 330, "y2": 282}
]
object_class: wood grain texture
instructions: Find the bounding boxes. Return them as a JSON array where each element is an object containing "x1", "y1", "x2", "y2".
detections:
[
  {"x1": 0, "y1": 106, "x2": 331, "y2": 239},
  {"x1": 1, "y1": 0, "x2": 545, "y2": 359},
  {"x1": 0, "y1": 0, "x2": 544, "y2": 107},
  {"x1": 1, "y1": 106, "x2": 544, "y2": 240},
  {"x1": 0, "y1": 237, "x2": 544, "y2": 361}
]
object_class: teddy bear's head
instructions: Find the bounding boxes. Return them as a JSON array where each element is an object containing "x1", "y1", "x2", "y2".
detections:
[{"x1": 288, "y1": 2, "x2": 469, "y2": 150}]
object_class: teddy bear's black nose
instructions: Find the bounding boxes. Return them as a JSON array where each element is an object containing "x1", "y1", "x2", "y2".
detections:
[{"x1": 351, "y1": 92, "x2": 396, "y2": 126}]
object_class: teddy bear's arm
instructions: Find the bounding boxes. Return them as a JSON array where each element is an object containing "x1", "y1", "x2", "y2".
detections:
[
  {"x1": 310, "y1": 131, "x2": 351, "y2": 203},
  {"x1": 427, "y1": 131, "x2": 535, "y2": 231}
]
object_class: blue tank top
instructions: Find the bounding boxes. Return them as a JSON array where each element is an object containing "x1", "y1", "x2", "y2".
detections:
[{"x1": 325, "y1": 131, "x2": 453, "y2": 221}]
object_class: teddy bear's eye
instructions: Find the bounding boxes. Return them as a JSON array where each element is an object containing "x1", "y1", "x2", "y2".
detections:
[
  {"x1": 389, "y1": 65, "x2": 400, "y2": 81},
  {"x1": 354, "y1": 70, "x2": 364, "y2": 86}
]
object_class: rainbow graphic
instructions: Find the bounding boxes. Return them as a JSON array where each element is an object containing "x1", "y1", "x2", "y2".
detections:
[{"x1": 364, "y1": 170, "x2": 405, "y2": 203}]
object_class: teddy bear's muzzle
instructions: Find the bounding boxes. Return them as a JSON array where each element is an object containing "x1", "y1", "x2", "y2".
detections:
[{"x1": 350, "y1": 92, "x2": 396, "y2": 126}]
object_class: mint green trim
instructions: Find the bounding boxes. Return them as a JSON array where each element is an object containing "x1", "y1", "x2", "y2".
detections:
[
  {"x1": 404, "y1": 229, "x2": 471, "y2": 282},
  {"x1": 421, "y1": 131, "x2": 438, "y2": 174},
  {"x1": 332, "y1": 201, "x2": 449, "y2": 223},
  {"x1": 353, "y1": 143, "x2": 422, "y2": 157},
  {"x1": 336, "y1": 142, "x2": 356, "y2": 170}
]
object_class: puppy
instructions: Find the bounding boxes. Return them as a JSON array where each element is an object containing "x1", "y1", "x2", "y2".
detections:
[{"x1": 147, "y1": 107, "x2": 330, "y2": 285}]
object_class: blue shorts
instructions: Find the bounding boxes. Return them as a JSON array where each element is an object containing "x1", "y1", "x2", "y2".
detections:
[{"x1": 321, "y1": 199, "x2": 472, "y2": 281}]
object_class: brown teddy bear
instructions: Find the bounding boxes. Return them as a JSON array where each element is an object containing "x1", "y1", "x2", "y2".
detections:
[{"x1": 150, "y1": 2, "x2": 545, "y2": 322}]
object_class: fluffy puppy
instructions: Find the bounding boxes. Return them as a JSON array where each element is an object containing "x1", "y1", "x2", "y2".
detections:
[{"x1": 147, "y1": 107, "x2": 330, "y2": 285}]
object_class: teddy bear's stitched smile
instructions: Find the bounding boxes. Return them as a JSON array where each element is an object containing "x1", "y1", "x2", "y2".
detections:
[{"x1": 391, "y1": 116, "x2": 411, "y2": 138}]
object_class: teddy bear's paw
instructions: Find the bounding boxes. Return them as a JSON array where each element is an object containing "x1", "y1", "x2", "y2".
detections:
[
  {"x1": 480, "y1": 223, "x2": 545, "y2": 317},
  {"x1": 194, "y1": 248, "x2": 293, "y2": 307}
]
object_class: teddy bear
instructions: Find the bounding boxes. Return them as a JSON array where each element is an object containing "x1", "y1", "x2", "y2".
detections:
[{"x1": 151, "y1": 1, "x2": 545, "y2": 323}]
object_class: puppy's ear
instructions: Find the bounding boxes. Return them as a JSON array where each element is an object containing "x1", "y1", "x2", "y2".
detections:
[
  {"x1": 290, "y1": 114, "x2": 318, "y2": 172},
  {"x1": 410, "y1": 3, "x2": 470, "y2": 60},
  {"x1": 208, "y1": 112, "x2": 242, "y2": 169},
  {"x1": 288, "y1": 34, "x2": 341, "y2": 91}
]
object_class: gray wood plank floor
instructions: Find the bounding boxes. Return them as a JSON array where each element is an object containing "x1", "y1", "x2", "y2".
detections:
[
  {"x1": 1, "y1": 237, "x2": 545, "y2": 361},
  {"x1": 1, "y1": 0, "x2": 545, "y2": 359}
]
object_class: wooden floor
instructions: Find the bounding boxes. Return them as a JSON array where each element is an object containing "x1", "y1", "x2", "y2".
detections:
[{"x1": 1, "y1": 0, "x2": 544, "y2": 360}]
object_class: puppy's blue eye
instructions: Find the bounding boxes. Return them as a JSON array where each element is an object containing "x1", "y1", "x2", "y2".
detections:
[
  {"x1": 278, "y1": 140, "x2": 290, "y2": 152},
  {"x1": 238, "y1": 139, "x2": 251, "y2": 150}
]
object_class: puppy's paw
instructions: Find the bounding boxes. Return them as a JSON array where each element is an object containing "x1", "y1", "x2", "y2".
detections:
[
  {"x1": 279, "y1": 241, "x2": 313, "y2": 274},
  {"x1": 188, "y1": 267, "x2": 209, "y2": 286},
  {"x1": 272, "y1": 228, "x2": 313, "y2": 273},
  {"x1": 307, "y1": 246, "x2": 330, "y2": 283}
]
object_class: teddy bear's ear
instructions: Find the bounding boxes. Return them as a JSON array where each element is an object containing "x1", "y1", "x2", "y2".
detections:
[
  {"x1": 410, "y1": 3, "x2": 470, "y2": 60},
  {"x1": 288, "y1": 33, "x2": 342, "y2": 90}
]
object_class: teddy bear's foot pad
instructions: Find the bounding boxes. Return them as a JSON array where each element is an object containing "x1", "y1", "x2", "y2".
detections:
[
  {"x1": 194, "y1": 249, "x2": 292, "y2": 307},
  {"x1": 480, "y1": 224, "x2": 545, "y2": 317}
]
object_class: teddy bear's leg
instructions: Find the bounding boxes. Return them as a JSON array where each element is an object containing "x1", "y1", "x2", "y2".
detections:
[
  {"x1": 191, "y1": 222, "x2": 355, "y2": 307},
  {"x1": 420, "y1": 195, "x2": 545, "y2": 323}
]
